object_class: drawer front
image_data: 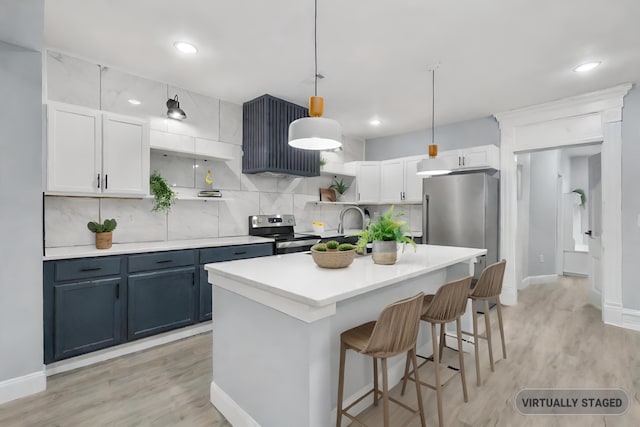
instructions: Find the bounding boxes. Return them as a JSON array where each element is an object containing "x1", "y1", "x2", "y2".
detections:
[
  {"x1": 128, "y1": 250, "x2": 196, "y2": 273},
  {"x1": 199, "y1": 243, "x2": 273, "y2": 264},
  {"x1": 53, "y1": 257, "x2": 122, "y2": 282}
]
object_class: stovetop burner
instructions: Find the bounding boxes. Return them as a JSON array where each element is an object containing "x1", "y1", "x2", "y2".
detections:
[{"x1": 248, "y1": 215, "x2": 321, "y2": 253}]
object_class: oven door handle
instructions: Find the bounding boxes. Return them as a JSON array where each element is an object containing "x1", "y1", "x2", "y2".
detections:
[{"x1": 275, "y1": 239, "x2": 320, "y2": 249}]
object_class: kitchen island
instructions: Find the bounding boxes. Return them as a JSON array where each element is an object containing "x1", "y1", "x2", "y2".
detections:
[{"x1": 205, "y1": 244, "x2": 486, "y2": 427}]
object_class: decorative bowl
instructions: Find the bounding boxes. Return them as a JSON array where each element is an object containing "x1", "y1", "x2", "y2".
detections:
[{"x1": 311, "y1": 249, "x2": 357, "y2": 269}]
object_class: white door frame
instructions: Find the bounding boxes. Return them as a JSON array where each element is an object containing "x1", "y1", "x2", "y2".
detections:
[{"x1": 494, "y1": 83, "x2": 631, "y2": 328}]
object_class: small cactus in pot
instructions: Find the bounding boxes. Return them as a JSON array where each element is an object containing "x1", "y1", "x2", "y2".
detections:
[
  {"x1": 87, "y1": 219, "x2": 117, "y2": 249},
  {"x1": 325, "y1": 240, "x2": 340, "y2": 252}
]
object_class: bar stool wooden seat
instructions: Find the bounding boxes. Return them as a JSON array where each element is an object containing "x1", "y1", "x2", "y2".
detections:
[
  {"x1": 336, "y1": 293, "x2": 426, "y2": 427},
  {"x1": 400, "y1": 276, "x2": 473, "y2": 427},
  {"x1": 462, "y1": 259, "x2": 507, "y2": 386}
]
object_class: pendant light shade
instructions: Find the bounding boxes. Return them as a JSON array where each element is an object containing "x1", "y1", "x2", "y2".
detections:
[
  {"x1": 417, "y1": 67, "x2": 451, "y2": 176},
  {"x1": 288, "y1": 0, "x2": 342, "y2": 150},
  {"x1": 166, "y1": 95, "x2": 186, "y2": 120}
]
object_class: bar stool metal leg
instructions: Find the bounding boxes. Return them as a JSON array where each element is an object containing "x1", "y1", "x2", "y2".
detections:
[{"x1": 373, "y1": 357, "x2": 379, "y2": 407}]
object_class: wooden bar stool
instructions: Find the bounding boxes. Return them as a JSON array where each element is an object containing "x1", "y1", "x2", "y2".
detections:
[
  {"x1": 400, "y1": 276, "x2": 473, "y2": 427},
  {"x1": 336, "y1": 293, "x2": 426, "y2": 427},
  {"x1": 462, "y1": 259, "x2": 507, "y2": 386}
]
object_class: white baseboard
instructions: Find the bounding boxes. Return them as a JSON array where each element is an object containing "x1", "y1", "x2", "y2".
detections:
[
  {"x1": 0, "y1": 370, "x2": 46, "y2": 405},
  {"x1": 603, "y1": 302, "x2": 623, "y2": 327},
  {"x1": 521, "y1": 274, "x2": 558, "y2": 288},
  {"x1": 622, "y1": 308, "x2": 640, "y2": 332},
  {"x1": 210, "y1": 380, "x2": 261, "y2": 427},
  {"x1": 46, "y1": 322, "x2": 212, "y2": 376}
]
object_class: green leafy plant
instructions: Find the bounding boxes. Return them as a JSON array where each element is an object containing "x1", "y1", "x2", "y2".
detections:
[
  {"x1": 150, "y1": 171, "x2": 177, "y2": 212},
  {"x1": 87, "y1": 218, "x2": 117, "y2": 233},
  {"x1": 572, "y1": 188, "x2": 587, "y2": 207},
  {"x1": 338, "y1": 243, "x2": 356, "y2": 251},
  {"x1": 350, "y1": 206, "x2": 416, "y2": 252},
  {"x1": 329, "y1": 178, "x2": 349, "y2": 196},
  {"x1": 325, "y1": 240, "x2": 340, "y2": 251},
  {"x1": 319, "y1": 157, "x2": 327, "y2": 167},
  {"x1": 312, "y1": 243, "x2": 327, "y2": 252}
]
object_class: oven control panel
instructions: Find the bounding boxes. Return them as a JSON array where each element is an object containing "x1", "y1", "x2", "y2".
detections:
[{"x1": 249, "y1": 214, "x2": 296, "y2": 228}]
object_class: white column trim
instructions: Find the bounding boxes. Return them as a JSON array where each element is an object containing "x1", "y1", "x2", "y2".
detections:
[{"x1": 494, "y1": 85, "x2": 631, "y2": 332}]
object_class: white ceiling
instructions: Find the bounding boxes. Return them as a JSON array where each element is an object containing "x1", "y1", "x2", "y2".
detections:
[{"x1": 44, "y1": 0, "x2": 640, "y2": 140}]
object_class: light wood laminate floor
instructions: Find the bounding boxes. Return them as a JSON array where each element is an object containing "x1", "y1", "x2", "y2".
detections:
[{"x1": 1, "y1": 276, "x2": 639, "y2": 426}]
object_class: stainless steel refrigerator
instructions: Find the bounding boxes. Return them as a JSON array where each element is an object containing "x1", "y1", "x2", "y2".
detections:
[{"x1": 422, "y1": 171, "x2": 499, "y2": 279}]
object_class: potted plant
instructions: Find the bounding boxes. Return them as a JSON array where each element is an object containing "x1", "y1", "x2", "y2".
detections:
[
  {"x1": 150, "y1": 171, "x2": 177, "y2": 212},
  {"x1": 87, "y1": 218, "x2": 117, "y2": 249},
  {"x1": 572, "y1": 188, "x2": 587, "y2": 207},
  {"x1": 330, "y1": 178, "x2": 350, "y2": 201},
  {"x1": 351, "y1": 206, "x2": 416, "y2": 265},
  {"x1": 310, "y1": 242, "x2": 357, "y2": 268}
]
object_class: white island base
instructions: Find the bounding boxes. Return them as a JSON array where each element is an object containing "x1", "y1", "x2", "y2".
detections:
[{"x1": 206, "y1": 245, "x2": 487, "y2": 427}]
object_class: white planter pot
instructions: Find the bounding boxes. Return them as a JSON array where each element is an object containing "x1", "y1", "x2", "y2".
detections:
[{"x1": 372, "y1": 240, "x2": 398, "y2": 265}]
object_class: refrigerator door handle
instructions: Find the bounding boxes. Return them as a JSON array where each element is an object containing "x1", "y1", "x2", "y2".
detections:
[{"x1": 422, "y1": 194, "x2": 429, "y2": 244}]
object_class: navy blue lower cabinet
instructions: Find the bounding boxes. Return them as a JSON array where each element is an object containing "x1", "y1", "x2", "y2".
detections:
[
  {"x1": 53, "y1": 277, "x2": 122, "y2": 361},
  {"x1": 199, "y1": 267, "x2": 212, "y2": 321},
  {"x1": 127, "y1": 266, "x2": 196, "y2": 341}
]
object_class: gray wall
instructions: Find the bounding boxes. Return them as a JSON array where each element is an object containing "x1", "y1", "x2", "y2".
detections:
[
  {"x1": 365, "y1": 116, "x2": 500, "y2": 161},
  {"x1": 527, "y1": 150, "x2": 559, "y2": 277},
  {"x1": 622, "y1": 85, "x2": 640, "y2": 310},
  {"x1": 0, "y1": 0, "x2": 44, "y2": 387}
]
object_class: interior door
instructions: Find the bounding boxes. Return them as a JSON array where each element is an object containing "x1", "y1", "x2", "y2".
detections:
[{"x1": 587, "y1": 153, "x2": 602, "y2": 308}]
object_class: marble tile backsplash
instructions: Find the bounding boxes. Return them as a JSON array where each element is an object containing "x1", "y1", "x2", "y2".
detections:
[
  {"x1": 45, "y1": 197, "x2": 100, "y2": 247},
  {"x1": 168, "y1": 200, "x2": 219, "y2": 240},
  {"x1": 100, "y1": 198, "x2": 166, "y2": 243}
]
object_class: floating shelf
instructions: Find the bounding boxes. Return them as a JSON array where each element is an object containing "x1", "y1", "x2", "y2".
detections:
[{"x1": 310, "y1": 201, "x2": 422, "y2": 206}]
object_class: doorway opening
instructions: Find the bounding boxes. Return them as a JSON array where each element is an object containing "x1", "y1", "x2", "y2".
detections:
[{"x1": 515, "y1": 144, "x2": 602, "y2": 309}]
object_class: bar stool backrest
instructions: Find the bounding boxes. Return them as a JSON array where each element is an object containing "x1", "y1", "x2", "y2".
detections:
[
  {"x1": 362, "y1": 293, "x2": 424, "y2": 358},
  {"x1": 470, "y1": 260, "x2": 507, "y2": 299},
  {"x1": 422, "y1": 276, "x2": 473, "y2": 323}
]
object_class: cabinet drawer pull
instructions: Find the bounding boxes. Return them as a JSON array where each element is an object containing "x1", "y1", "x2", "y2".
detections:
[
  {"x1": 105, "y1": 174, "x2": 108, "y2": 189},
  {"x1": 156, "y1": 260, "x2": 172, "y2": 264},
  {"x1": 97, "y1": 174, "x2": 101, "y2": 189},
  {"x1": 80, "y1": 266, "x2": 102, "y2": 272},
  {"x1": 116, "y1": 283, "x2": 120, "y2": 299},
  {"x1": 234, "y1": 251, "x2": 248, "y2": 255}
]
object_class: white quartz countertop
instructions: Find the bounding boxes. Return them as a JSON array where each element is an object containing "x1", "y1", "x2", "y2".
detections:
[
  {"x1": 206, "y1": 244, "x2": 485, "y2": 307},
  {"x1": 44, "y1": 236, "x2": 274, "y2": 260}
]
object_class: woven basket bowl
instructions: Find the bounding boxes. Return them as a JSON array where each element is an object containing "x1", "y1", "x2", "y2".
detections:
[{"x1": 311, "y1": 249, "x2": 357, "y2": 269}]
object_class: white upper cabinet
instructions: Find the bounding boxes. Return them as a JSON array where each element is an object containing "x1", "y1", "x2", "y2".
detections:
[
  {"x1": 380, "y1": 159, "x2": 404, "y2": 202},
  {"x1": 354, "y1": 162, "x2": 380, "y2": 202},
  {"x1": 102, "y1": 113, "x2": 149, "y2": 195},
  {"x1": 439, "y1": 145, "x2": 499, "y2": 171},
  {"x1": 46, "y1": 102, "x2": 149, "y2": 196},
  {"x1": 380, "y1": 156, "x2": 426, "y2": 203}
]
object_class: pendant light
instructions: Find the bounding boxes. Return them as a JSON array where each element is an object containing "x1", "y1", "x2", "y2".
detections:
[
  {"x1": 417, "y1": 67, "x2": 451, "y2": 176},
  {"x1": 288, "y1": 0, "x2": 342, "y2": 150}
]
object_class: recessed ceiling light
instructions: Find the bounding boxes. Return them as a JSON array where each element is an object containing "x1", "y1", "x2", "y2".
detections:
[
  {"x1": 574, "y1": 62, "x2": 601, "y2": 73},
  {"x1": 369, "y1": 119, "x2": 381, "y2": 126},
  {"x1": 174, "y1": 41, "x2": 198, "y2": 54},
  {"x1": 128, "y1": 99, "x2": 141, "y2": 105}
]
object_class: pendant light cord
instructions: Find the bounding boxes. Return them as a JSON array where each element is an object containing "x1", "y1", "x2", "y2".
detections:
[
  {"x1": 431, "y1": 68, "x2": 435, "y2": 145},
  {"x1": 314, "y1": 0, "x2": 318, "y2": 97}
]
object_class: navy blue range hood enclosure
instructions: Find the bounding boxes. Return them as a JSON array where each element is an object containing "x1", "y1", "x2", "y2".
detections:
[{"x1": 242, "y1": 94, "x2": 320, "y2": 177}]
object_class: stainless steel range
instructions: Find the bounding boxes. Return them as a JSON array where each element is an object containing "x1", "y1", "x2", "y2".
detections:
[{"x1": 248, "y1": 214, "x2": 321, "y2": 254}]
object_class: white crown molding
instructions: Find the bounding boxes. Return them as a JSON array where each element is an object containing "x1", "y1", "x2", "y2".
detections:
[{"x1": 494, "y1": 83, "x2": 633, "y2": 128}]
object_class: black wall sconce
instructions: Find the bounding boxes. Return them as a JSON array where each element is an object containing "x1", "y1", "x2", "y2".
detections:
[{"x1": 166, "y1": 95, "x2": 186, "y2": 120}]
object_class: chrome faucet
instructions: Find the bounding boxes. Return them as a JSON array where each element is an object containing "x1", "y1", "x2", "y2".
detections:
[{"x1": 337, "y1": 206, "x2": 366, "y2": 234}]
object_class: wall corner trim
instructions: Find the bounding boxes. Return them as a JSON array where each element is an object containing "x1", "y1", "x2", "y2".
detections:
[{"x1": 0, "y1": 370, "x2": 46, "y2": 405}]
